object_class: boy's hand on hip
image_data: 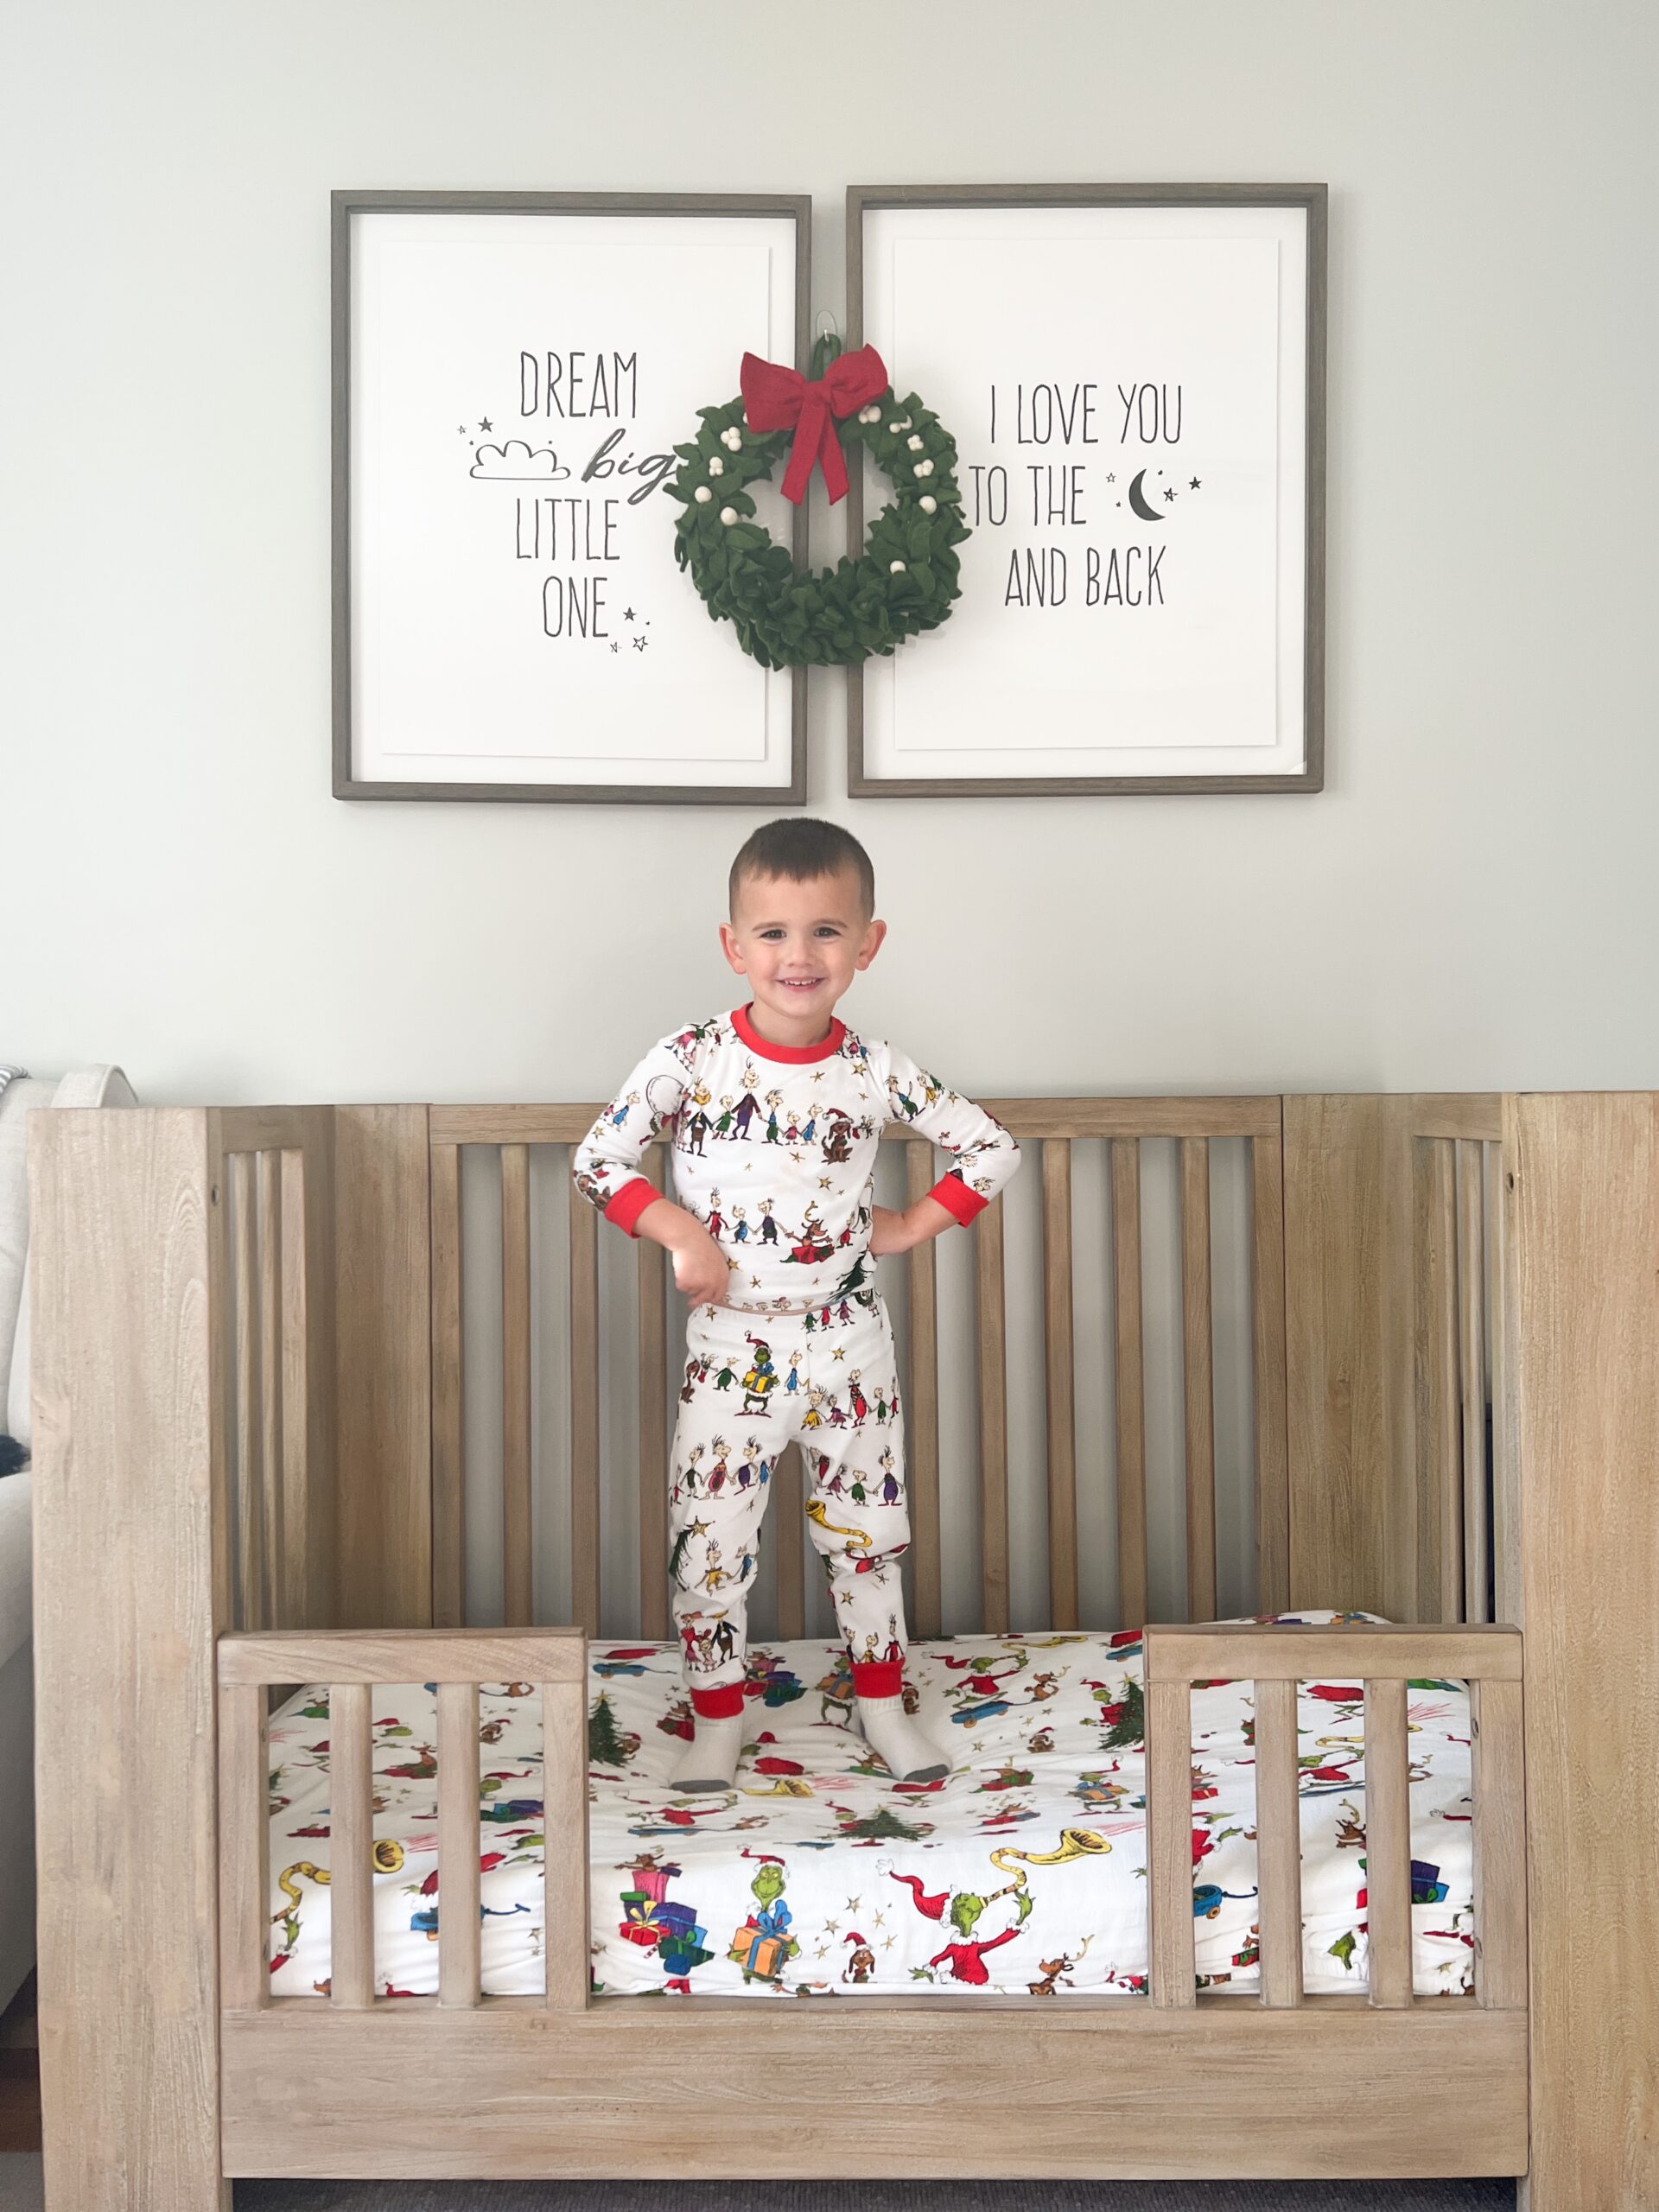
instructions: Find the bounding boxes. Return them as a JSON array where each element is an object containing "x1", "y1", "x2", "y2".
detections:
[
  {"x1": 666, "y1": 1221, "x2": 730, "y2": 1307},
  {"x1": 871, "y1": 1198, "x2": 955, "y2": 1256}
]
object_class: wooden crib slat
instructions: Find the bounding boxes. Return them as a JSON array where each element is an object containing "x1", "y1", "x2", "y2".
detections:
[
  {"x1": 1179, "y1": 1138, "x2": 1217, "y2": 1623},
  {"x1": 437, "y1": 1682, "x2": 482, "y2": 2007},
  {"x1": 500, "y1": 1146, "x2": 533, "y2": 1629},
  {"x1": 232, "y1": 1154, "x2": 264, "y2": 1631},
  {"x1": 257, "y1": 1150, "x2": 285, "y2": 1626},
  {"x1": 775, "y1": 1444, "x2": 805, "y2": 1641},
  {"x1": 217, "y1": 1681, "x2": 269, "y2": 2012},
  {"x1": 1042, "y1": 1141, "x2": 1079, "y2": 1630},
  {"x1": 1457, "y1": 1141, "x2": 1489, "y2": 1624},
  {"x1": 1426, "y1": 1140, "x2": 1464, "y2": 1619},
  {"x1": 543, "y1": 1680, "x2": 590, "y2": 2011},
  {"x1": 278, "y1": 1149, "x2": 310, "y2": 1625},
  {"x1": 1112, "y1": 1140, "x2": 1148, "y2": 1630},
  {"x1": 905, "y1": 1140, "x2": 943, "y2": 1639},
  {"x1": 1471, "y1": 1675, "x2": 1528, "y2": 2009},
  {"x1": 637, "y1": 1147, "x2": 669, "y2": 1642},
  {"x1": 329, "y1": 1681, "x2": 376, "y2": 2008},
  {"x1": 1250, "y1": 1129, "x2": 1291, "y2": 1613},
  {"x1": 976, "y1": 1193, "x2": 1009, "y2": 1636},
  {"x1": 1363, "y1": 1677, "x2": 1413, "y2": 2008},
  {"x1": 1147, "y1": 1678, "x2": 1196, "y2": 2007},
  {"x1": 569, "y1": 1173, "x2": 601, "y2": 1640},
  {"x1": 1484, "y1": 1139, "x2": 1520, "y2": 1625},
  {"x1": 430, "y1": 1142, "x2": 465, "y2": 1629},
  {"x1": 1253, "y1": 1677, "x2": 1303, "y2": 2007}
]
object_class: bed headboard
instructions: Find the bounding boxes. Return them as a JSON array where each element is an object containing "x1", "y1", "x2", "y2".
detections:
[{"x1": 58, "y1": 1093, "x2": 1507, "y2": 1647}]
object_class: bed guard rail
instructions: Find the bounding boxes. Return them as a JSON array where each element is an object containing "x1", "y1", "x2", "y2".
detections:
[
  {"x1": 216, "y1": 1627, "x2": 590, "y2": 2012},
  {"x1": 1144, "y1": 1621, "x2": 1526, "y2": 2012}
]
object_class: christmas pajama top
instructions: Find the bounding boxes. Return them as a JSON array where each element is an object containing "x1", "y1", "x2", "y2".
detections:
[{"x1": 571, "y1": 1003, "x2": 1021, "y2": 1315}]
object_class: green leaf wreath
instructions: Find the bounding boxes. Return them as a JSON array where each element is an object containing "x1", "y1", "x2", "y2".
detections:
[{"x1": 666, "y1": 344, "x2": 970, "y2": 671}]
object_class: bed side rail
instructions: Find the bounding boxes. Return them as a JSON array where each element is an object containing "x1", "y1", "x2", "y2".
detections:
[
  {"x1": 1144, "y1": 1620, "x2": 1525, "y2": 2012},
  {"x1": 216, "y1": 1627, "x2": 588, "y2": 2013}
]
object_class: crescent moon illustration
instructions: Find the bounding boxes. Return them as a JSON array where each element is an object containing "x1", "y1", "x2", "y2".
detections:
[{"x1": 1128, "y1": 470, "x2": 1165, "y2": 524}]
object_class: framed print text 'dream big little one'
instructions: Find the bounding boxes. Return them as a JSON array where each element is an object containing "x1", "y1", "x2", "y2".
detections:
[{"x1": 334, "y1": 190, "x2": 809, "y2": 804}]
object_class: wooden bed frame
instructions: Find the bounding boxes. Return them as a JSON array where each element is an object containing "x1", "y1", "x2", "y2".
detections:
[{"x1": 26, "y1": 1091, "x2": 1659, "y2": 2207}]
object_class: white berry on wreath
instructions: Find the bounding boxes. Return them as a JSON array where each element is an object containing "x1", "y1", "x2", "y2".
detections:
[
  {"x1": 721, "y1": 426, "x2": 743, "y2": 449},
  {"x1": 890, "y1": 560, "x2": 906, "y2": 574},
  {"x1": 906, "y1": 434, "x2": 924, "y2": 451},
  {"x1": 888, "y1": 417, "x2": 911, "y2": 432},
  {"x1": 858, "y1": 405, "x2": 880, "y2": 424},
  {"x1": 708, "y1": 456, "x2": 725, "y2": 475},
  {"x1": 694, "y1": 485, "x2": 713, "y2": 504},
  {"x1": 720, "y1": 506, "x2": 739, "y2": 525},
  {"x1": 913, "y1": 458, "x2": 934, "y2": 477},
  {"x1": 919, "y1": 494, "x2": 938, "y2": 513}
]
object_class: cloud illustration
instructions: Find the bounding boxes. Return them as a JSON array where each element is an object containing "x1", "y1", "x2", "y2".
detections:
[{"x1": 469, "y1": 440, "x2": 572, "y2": 482}]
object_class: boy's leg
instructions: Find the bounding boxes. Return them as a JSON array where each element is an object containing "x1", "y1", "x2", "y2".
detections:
[
  {"x1": 666, "y1": 1318, "x2": 772, "y2": 1790},
  {"x1": 800, "y1": 1305, "x2": 950, "y2": 1783}
]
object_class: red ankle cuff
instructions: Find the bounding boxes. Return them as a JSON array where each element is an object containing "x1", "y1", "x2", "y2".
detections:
[
  {"x1": 851, "y1": 1659, "x2": 904, "y2": 1700},
  {"x1": 690, "y1": 1682, "x2": 746, "y2": 1719}
]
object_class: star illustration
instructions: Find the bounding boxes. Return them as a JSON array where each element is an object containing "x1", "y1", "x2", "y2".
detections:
[
  {"x1": 479, "y1": 417, "x2": 493, "y2": 433},
  {"x1": 883, "y1": 1935, "x2": 895, "y2": 1949},
  {"x1": 633, "y1": 636, "x2": 649, "y2": 652},
  {"x1": 1105, "y1": 472, "x2": 1116, "y2": 483},
  {"x1": 789, "y1": 1151, "x2": 804, "y2": 1165},
  {"x1": 1189, "y1": 476, "x2": 1202, "y2": 490},
  {"x1": 818, "y1": 1177, "x2": 832, "y2": 1190},
  {"x1": 846, "y1": 1896, "x2": 861, "y2": 1911},
  {"x1": 610, "y1": 641, "x2": 620, "y2": 654},
  {"x1": 872, "y1": 1910, "x2": 886, "y2": 1929},
  {"x1": 1163, "y1": 486, "x2": 1176, "y2": 502},
  {"x1": 457, "y1": 424, "x2": 467, "y2": 435},
  {"x1": 824, "y1": 1918, "x2": 839, "y2": 1936},
  {"x1": 831, "y1": 1347, "x2": 846, "y2": 1362},
  {"x1": 624, "y1": 607, "x2": 637, "y2": 621},
  {"x1": 751, "y1": 1276, "x2": 761, "y2": 1288},
  {"x1": 811, "y1": 1071, "x2": 825, "y2": 1083}
]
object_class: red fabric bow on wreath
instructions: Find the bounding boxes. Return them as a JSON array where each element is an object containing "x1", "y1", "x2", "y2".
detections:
[{"x1": 739, "y1": 344, "x2": 889, "y2": 505}]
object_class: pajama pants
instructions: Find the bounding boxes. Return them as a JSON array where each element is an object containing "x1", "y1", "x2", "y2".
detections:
[{"x1": 668, "y1": 1289, "x2": 912, "y2": 1719}]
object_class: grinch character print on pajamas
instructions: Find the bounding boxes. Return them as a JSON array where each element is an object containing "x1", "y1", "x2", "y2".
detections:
[{"x1": 574, "y1": 1004, "x2": 1021, "y2": 1715}]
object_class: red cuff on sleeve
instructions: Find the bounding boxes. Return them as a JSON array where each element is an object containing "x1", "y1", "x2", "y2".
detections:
[
  {"x1": 927, "y1": 1173, "x2": 988, "y2": 1227},
  {"x1": 604, "y1": 1176, "x2": 663, "y2": 1238}
]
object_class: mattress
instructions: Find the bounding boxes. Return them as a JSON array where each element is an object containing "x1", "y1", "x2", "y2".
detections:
[{"x1": 265, "y1": 1611, "x2": 1476, "y2": 2000}]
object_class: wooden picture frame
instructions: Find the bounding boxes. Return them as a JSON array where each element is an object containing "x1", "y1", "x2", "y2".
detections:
[
  {"x1": 847, "y1": 183, "x2": 1327, "y2": 797},
  {"x1": 332, "y1": 189, "x2": 810, "y2": 806}
]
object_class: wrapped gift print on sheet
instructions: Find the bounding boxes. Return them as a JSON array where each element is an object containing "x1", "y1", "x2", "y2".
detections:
[{"x1": 264, "y1": 1614, "x2": 1476, "y2": 1999}]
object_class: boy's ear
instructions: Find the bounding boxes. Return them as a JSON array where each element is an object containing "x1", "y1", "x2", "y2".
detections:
[
  {"x1": 718, "y1": 921, "x2": 747, "y2": 974},
  {"x1": 855, "y1": 918, "x2": 887, "y2": 970}
]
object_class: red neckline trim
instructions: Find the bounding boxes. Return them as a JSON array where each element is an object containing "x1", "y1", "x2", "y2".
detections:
[{"x1": 731, "y1": 1002, "x2": 846, "y2": 1065}]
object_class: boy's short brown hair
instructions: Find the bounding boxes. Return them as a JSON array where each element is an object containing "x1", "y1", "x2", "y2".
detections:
[{"x1": 728, "y1": 817, "x2": 875, "y2": 920}]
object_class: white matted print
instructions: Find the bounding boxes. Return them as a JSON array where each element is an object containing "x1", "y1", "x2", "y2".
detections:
[
  {"x1": 850, "y1": 191, "x2": 1325, "y2": 793},
  {"x1": 334, "y1": 194, "x2": 807, "y2": 803}
]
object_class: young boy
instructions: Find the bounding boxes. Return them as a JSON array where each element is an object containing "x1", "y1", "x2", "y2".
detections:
[{"x1": 573, "y1": 819, "x2": 1020, "y2": 1791}]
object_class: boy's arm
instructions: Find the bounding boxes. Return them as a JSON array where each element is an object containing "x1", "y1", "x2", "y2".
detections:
[
  {"x1": 871, "y1": 1043, "x2": 1021, "y2": 1254},
  {"x1": 571, "y1": 1037, "x2": 688, "y2": 1233},
  {"x1": 573, "y1": 1039, "x2": 729, "y2": 1303}
]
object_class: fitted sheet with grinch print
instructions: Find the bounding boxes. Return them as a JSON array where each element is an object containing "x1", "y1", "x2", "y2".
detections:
[{"x1": 264, "y1": 1612, "x2": 1476, "y2": 2001}]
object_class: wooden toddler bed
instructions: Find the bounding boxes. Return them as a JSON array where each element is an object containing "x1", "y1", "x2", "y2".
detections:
[{"x1": 27, "y1": 1090, "x2": 1659, "y2": 2208}]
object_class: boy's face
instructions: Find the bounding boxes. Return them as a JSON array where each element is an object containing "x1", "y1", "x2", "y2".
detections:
[{"x1": 720, "y1": 867, "x2": 885, "y2": 1036}]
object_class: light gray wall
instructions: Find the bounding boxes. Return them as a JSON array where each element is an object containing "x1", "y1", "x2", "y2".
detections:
[{"x1": 5, "y1": 0, "x2": 1656, "y2": 1106}]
